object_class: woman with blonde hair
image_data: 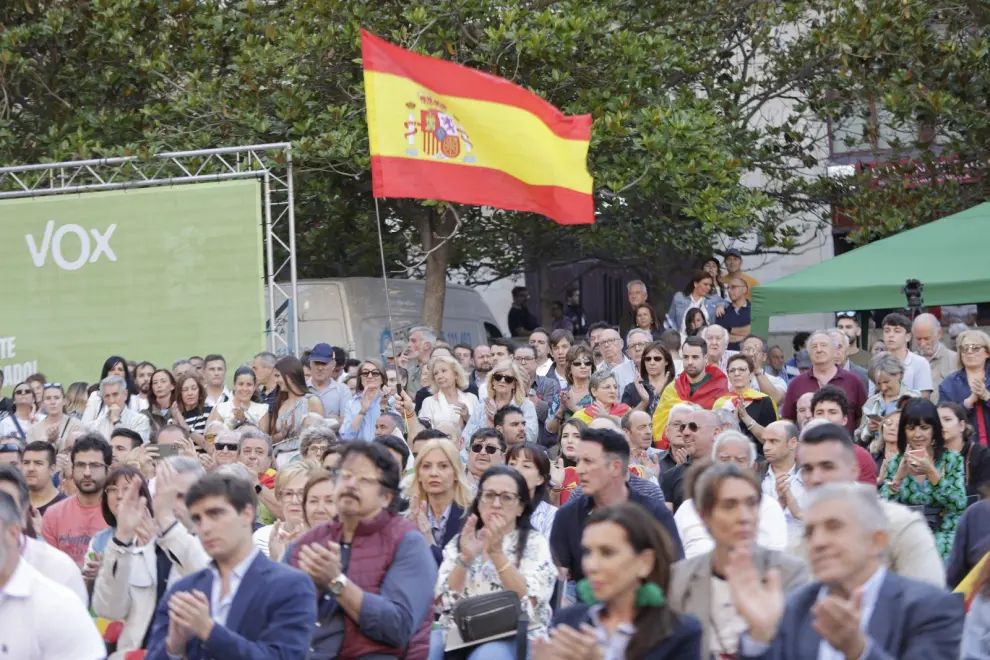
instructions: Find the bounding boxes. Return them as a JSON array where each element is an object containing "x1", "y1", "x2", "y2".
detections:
[
  {"x1": 407, "y1": 438, "x2": 474, "y2": 564},
  {"x1": 546, "y1": 343, "x2": 595, "y2": 438},
  {"x1": 419, "y1": 354, "x2": 479, "y2": 430},
  {"x1": 64, "y1": 382, "x2": 90, "y2": 419},
  {"x1": 940, "y1": 329, "x2": 990, "y2": 446},
  {"x1": 340, "y1": 358, "x2": 393, "y2": 442},
  {"x1": 461, "y1": 359, "x2": 539, "y2": 445},
  {"x1": 252, "y1": 459, "x2": 323, "y2": 561}
]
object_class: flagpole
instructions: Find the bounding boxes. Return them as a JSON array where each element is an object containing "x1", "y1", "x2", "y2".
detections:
[{"x1": 373, "y1": 196, "x2": 399, "y2": 362}]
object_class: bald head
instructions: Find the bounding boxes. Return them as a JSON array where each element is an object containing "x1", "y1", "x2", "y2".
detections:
[
  {"x1": 912, "y1": 313, "x2": 942, "y2": 358},
  {"x1": 796, "y1": 391, "x2": 814, "y2": 429}
]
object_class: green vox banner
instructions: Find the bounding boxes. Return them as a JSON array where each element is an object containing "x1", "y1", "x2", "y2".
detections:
[{"x1": 0, "y1": 180, "x2": 265, "y2": 393}]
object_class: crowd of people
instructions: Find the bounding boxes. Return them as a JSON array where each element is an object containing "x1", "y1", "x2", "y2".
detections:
[{"x1": 3, "y1": 255, "x2": 990, "y2": 659}]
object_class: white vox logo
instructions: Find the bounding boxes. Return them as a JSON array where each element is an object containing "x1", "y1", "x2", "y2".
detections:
[{"x1": 25, "y1": 221, "x2": 118, "y2": 271}]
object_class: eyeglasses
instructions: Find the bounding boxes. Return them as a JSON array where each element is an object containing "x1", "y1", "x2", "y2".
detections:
[
  {"x1": 492, "y1": 373, "x2": 516, "y2": 384},
  {"x1": 43, "y1": 383, "x2": 62, "y2": 389},
  {"x1": 479, "y1": 490, "x2": 519, "y2": 505},
  {"x1": 514, "y1": 355, "x2": 535, "y2": 363},
  {"x1": 643, "y1": 356, "x2": 666, "y2": 364},
  {"x1": 471, "y1": 444, "x2": 500, "y2": 455},
  {"x1": 628, "y1": 342, "x2": 649, "y2": 352},
  {"x1": 685, "y1": 422, "x2": 714, "y2": 432},
  {"x1": 280, "y1": 490, "x2": 304, "y2": 502},
  {"x1": 0, "y1": 443, "x2": 20, "y2": 453},
  {"x1": 960, "y1": 344, "x2": 986, "y2": 354},
  {"x1": 215, "y1": 442, "x2": 239, "y2": 452},
  {"x1": 13, "y1": 389, "x2": 31, "y2": 395},
  {"x1": 571, "y1": 360, "x2": 594, "y2": 368},
  {"x1": 337, "y1": 469, "x2": 381, "y2": 487},
  {"x1": 360, "y1": 370, "x2": 383, "y2": 378},
  {"x1": 727, "y1": 367, "x2": 750, "y2": 375},
  {"x1": 105, "y1": 486, "x2": 120, "y2": 496},
  {"x1": 600, "y1": 338, "x2": 621, "y2": 347},
  {"x1": 74, "y1": 461, "x2": 108, "y2": 472}
]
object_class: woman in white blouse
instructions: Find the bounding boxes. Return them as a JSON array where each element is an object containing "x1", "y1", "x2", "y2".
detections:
[
  {"x1": 419, "y1": 355, "x2": 479, "y2": 430},
  {"x1": 207, "y1": 366, "x2": 269, "y2": 430},
  {"x1": 432, "y1": 466, "x2": 557, "y2": 660},
  {"x1": 252, "y1": 460, "x2": 322, "y2": 561},
  {"x1": 506, "y1": 442, "x2": 557, "y2": 538}
]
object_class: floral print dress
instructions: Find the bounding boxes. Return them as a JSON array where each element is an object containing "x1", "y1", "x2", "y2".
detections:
[
  {"x1": 880, "y1": 449, "x2": 967, "y2": 560},
  {"x1": 435, "y1": 528, "x2": 557, "y2": 642}
]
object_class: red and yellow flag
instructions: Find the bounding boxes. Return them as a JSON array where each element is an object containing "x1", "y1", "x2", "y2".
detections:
[{"x1": 361, "y1": 30, "x2": 594, "y2": 225}]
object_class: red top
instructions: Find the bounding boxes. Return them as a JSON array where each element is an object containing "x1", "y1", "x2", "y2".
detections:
[{"x1": 781, "y1": 367, "x2": 868, "y2": 431}]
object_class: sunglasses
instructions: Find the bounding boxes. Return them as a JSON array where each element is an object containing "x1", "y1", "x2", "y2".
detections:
[
  {"x1": 471, "y1": 444, "x2": 500, "y2": 455},
  {"x1": 0, "y1": 443, "x2": 20, "y2": 453},
  {"x1": 360, "y1": 370, "x2": 382, "y2": 378},
  {"x1": 685, "y1": 422, "x2": 713, "y2": 432},
  {"x1": 215, "y1": 442, "x2": 239, "y2": 452},
  {"x1": 960, "y1": 344, "x2": 986, "y2": 354},
  {"x1": 836, "y1": 311, "x2": 857, "y2": 319},
  {"x1": 13, "y1": 389, "x2": 31, "y2": 395},
  {"x1": 643, "y1": 356, "x2": 666, "y2": 363},
  {"x1": 571, "y1": 360, "x2": 594, "y2": 367},
  {"x1": 492, "y1": 373, "x2": 516, "y2": 383},
  {"x1": 43, "y1": 383, "x2": 62, "y2": 389}
]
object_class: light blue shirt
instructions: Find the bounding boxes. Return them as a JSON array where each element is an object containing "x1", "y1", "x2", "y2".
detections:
[
  {"x1": 209, "y1": 547, "x2": 261, "y2": 627},
  {"x1": 309, "y1": 379, "x2": 350, "y2": 418},
  {"x1": 340, "y1": 392, "x2": 392, "y2": 442}
]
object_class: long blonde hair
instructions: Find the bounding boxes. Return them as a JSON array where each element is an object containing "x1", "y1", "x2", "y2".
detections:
[
  {"x1": 485, "y1": 359, "x2": 527, "y2": 406},
  {"x1": 406, "y1": 438, "x2": 473, "y2": 511},
  {"x1": 425, "y1": 355, "x2": 469, "y2": 394}
]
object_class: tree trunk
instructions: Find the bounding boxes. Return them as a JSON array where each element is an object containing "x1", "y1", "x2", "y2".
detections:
[{"x1": 419, "y1": 206, "x2": 456, "y2": 334}]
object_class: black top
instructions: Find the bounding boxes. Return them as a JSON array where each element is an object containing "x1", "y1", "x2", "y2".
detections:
[
  {"x1": 660, "y1": 462, "x2": 688, "y2": 512},
  {"x1": 742, "y1": 397, "x2": 778, "y2": 456},
  {"x1": 37, "y1": 490, "x2": 67, "y2": 518},
  {"x1": 962, "y1": 440, "x2": 990, "y2": 498},
  {"x1": 716, "y1": 301, "x2": 752, "y2": 351},
  {"x1": 508, "y1": 305, "x2": 539, "y2": 336}
]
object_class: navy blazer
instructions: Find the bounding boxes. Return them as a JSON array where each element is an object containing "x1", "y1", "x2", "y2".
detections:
[
  {"x1": 739, "y1": 571, "x2": 964, "y2": 660},
  {"x1": 552, "y1": 604, "x2": 703, "y2": 659},
  {"x1": 146, "y1": 550, "x2": 317, "y2": 660},
  {"x1": 430, "y1": 503, "x2": 466, "y2": 565}
]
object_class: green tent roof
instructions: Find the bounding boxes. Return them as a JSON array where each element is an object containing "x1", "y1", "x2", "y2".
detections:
[{"x1": 750, "y1": 202, "x2": 990, "y2": 336}]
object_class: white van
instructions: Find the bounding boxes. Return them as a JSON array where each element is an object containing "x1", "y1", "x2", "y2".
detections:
[{"x1": 271, "y1": 278, "x2": 502, "y2": 359}]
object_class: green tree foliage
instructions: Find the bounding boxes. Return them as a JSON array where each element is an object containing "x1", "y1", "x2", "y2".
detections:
[
  {"x1": 795, "y1": 0, "x2": 990, "y2": 244},
  {"x1": 0, "y1": 0, "x2": 836, "y2": 328}
]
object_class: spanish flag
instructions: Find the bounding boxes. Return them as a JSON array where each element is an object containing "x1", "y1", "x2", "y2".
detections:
[{"x1": 361, "y1": 30, "x2": 594, "y2": 225}]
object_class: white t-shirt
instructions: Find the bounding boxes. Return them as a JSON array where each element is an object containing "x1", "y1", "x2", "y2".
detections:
[
  {"x1": 675, "y1": 497, "x2": 788, "y2": 559},
  {"x1": 0, "y1": 413, "x2": 42, "y2": 438},
  {"x1": 902, "y1": 351, "x2": 934, "y2": 393},
  {"x1": 420, "y1": 390, "x2": 480, "y2": 428},
  {"x1": 0, "y1": 559, "x2": 105, "y2": 660},
  {"x1": 761, "y1": 465, "x2": 807, "y2": 551},
  {"x1": 213, "y1": 400, "x2": 269, "y2": 428},
  {"x1": 22, "y1": 536, "x2": 88, "y2": 606}
]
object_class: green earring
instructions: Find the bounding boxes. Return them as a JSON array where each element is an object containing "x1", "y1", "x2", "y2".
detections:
[
  {"x1": 576, "y1": 579, "x2": 599, "y2": 605},
  {"x1": 635, "y1": 582, "x2": 666, "y2": 607}
]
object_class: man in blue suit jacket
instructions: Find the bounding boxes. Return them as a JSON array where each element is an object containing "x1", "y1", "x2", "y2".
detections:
[
  {"x1": 147, "y1": 473, "x2": 317, "y2": 660},
  {"x1": 729, "y1": 482, "x2": 963, "y2": 660}
]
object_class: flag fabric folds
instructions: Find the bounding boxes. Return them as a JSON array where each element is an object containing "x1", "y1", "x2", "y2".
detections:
[{"x1": 361, "y1": 29, "x2": 594, "y2": 225}]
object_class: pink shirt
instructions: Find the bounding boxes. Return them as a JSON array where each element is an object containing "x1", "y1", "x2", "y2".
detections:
[{"x1": 41, "y1": 496, "x2": 108, "y2": 566}]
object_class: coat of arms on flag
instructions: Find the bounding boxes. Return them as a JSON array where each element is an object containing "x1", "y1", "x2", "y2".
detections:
[{"x1": 403, "y1": 93, "x2": 475, "y2": 163}]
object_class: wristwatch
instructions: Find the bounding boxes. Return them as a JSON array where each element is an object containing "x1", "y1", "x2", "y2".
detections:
[{"x1": 328, "y1": 574, "x2": 349, "y2": 596}]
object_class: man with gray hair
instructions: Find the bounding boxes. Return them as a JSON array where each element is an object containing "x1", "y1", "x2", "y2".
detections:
[
  {"x1": 252, "y1": 351, "x2": 279, "y2": 406},
  {"x1": 596, "y1": 326, "x2": 636, "y2": 392},
  {"x1": 702, "y1": 324, "x2": 738, "y2": 375},
  {"x1": 406, "y1": 325, "x2": 436, "y2": 392},
  {"x1": 612, "y1": 327, "x2": 652, "y2": 395},
  {"x1": 731, "y1": 482, "x2": 964, "y2": 659},
  {"x1": 781, "y1": 330, "x2": 867, "y2": 430},
  {"x1": 619, "y1": 279, "x2": 650, "y2": 336},
  {"x1": 760, "y1": 420, "x2": 805, "y2": 549},
  {"x1": 670, "y1": 430, "x2": 788, "y2": 558},
  {"x1": 827, "y1": 327, "x2": 869, "y2": 392},
  {"x1": 86, "y1": 375, "x2": 150, "y2": 442},
  {"x1": 0, "y1": 490, "x2": 106, "y2": 658},
  {"x1": 913, "y1": 312, "x2": 957, "y2": 402}
]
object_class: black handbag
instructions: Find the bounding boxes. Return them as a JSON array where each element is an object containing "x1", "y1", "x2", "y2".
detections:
[{"x1": 447, "y1": 590, "x2": 529, "y2": 659}]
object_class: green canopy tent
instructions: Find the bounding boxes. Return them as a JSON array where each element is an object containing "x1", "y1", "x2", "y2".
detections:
[{"x1": 751, "y1": 202, "x2": 990, "y2": 337}]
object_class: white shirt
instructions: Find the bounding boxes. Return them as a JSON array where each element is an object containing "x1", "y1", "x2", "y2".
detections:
[
  {"x1": 816, "y1": 567, "x2": 887, "y2": 660},
  {"x1": 751, "y1": 372, "x2": 786, "y2": 396},
  {"x1": 205, "y1": 387, "x2": 233, "y2": 409},
  {"x1": 420, "y1": 390, "x2": 480, "y2": 428},
  {"x1": 209, "y1": 547, "x2": 260, "y2": 627},
  {"x1": 22, "y1": 536, "x2": 88, "y2": 606},
  {"x1": 0, "y1": 413, "x2": 42, "y2": 438},
  {"x1": 213, "y1": 400, "x2": 269, "y2": 428},
  {"x1": 606, "y1": 357, "x2": 638, "y2": 393},
  {"x1": 536, "y1": 358, "x2": 554, "y2": 378},
  {"x1": 0, "y1": 558, "x2": 105, "y2": 660},
  {"x1": 761, "y1": 464, "x2": 807, "y2": 550},
  {"x1": 86, "y1": 407, "x2": 151, "y2": 443},
  {"x1": 674, "y1": 497, "x2": 788, "y2": 559}
]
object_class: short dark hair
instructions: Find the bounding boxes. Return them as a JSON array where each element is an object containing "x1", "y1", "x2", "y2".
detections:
[
  {"x1": 155, "y1": 424, "x2": 190, "y2": 443},
  {"x1": 491, "y1": 338, "x2": 517, "y2": 353},
  {"x1": 792, "y1": 331, "x2": 811, "y2": 352},
  {"x1": 344, "y1": 358, "x2": 362, "y2": 370},
  {"x1": 800, "y1": 422, "x2": 855, "y2": 453},
  {"x1": 0, "y1": 465, "x2": 28, "y2": 512},
  {"x1": 529, "y1": 327, "x2": 549, "y2": 339},
  {"x1": 338, "y1": 441, "x2": 402, "y2": 513},
  {"x1": 726, "y1": 353, "x2": 755, "y2": 372},
  {"x1": 185, "y1": 472, "x2": 258, "y2": 515},
  {"x1": 22, "y1": 441, "x2": 55, "y2": 466},
  {"x1": 494, "y1": 405, "x2": 524, "y2": 428},
  {"x1": 810, "y1": 385, "x2": 850, "y2": 420},
  {"x1": 682, "y1": 335, "x2": 708, "y2": 356},
  {"x1": 412, "y1": 429, "x2": 448, "y2": 444},
  {"x1": 587, "y1": 321, "x2": 612, "y2": 336},
  {"x1": 103, "y1": 466, "x2": 153, "y2": 527},
  {"x1": 470, "y1": 428, "x2": 507, "y2": 453},
  {"x1": 203, "y1": 354, "x2": 226, "y2": 366},
  {"x1": 580, "y1": 427, "x2": 630, "y2": 465},
  {"x1": 70, "y1": 433, "x2": 112, "y2": 466},
  {"x1": 511, "y1": 286, "x2": 528, "y2": 296},
  {"x1": 374, "y1": 434, "x2": 410, "y2": 471},
  {"x1": 740, "y1": 335, "x2": 768, "y2": 352},
  {"x1": 111, "y1": 427, "x2": 143, "y2": 450},
  {"x1": 881, "y1": 313, "x2": 912, "y2": 333},
  {"x1": 513, "y1": 344, "x2": 537, "y2": 358},
  {"x1": 549, "y1": 329, "x2": 574, "y2": 347},
  {"x1": 453, "y1": 343, "x2": 472, "y2": 354},
  {"x1": 135, "y1": 361, "x2": 156, "y2": 373}
]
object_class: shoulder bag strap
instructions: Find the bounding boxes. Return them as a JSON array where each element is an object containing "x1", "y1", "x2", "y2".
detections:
[
  {"x1": 10, "y1": 415, "x2": 25, "y2": 440},
  {"x1": 515, "y1": 608, "x2": 530, "y2": 660}
]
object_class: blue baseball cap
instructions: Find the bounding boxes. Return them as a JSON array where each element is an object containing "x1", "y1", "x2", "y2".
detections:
[{"x1": 310, "y1": 343, "x2": 335, "y2": 362}]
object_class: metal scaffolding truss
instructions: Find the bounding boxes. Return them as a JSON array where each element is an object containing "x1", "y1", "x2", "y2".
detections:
[{"x1": 0, "y1": 143, "x2": 298, "y2": 354}]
